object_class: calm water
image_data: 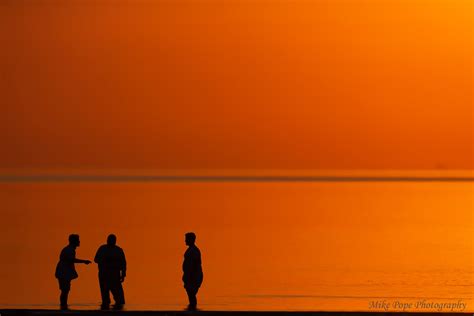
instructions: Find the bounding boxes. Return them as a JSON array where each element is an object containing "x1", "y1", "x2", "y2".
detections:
[{"x1": 0, "y1": 181, "x2": 472, "y2": 311}]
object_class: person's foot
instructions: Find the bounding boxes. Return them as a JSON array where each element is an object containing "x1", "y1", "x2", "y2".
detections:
[
  {"x1": 112, "y1": 304, "x2": 124, "y2": 310},
  {"x1": 60, "y1": 304, "x2": 69, "y2": 310},
  {"x1": 100, "y1": 304, "x2": 110, "y2": 310},
  {"x1": 186, "y1": 304, "x2": 198, "y2": 311}
]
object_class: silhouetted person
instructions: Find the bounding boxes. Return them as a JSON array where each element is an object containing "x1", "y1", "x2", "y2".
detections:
[
  {"x1": 55, "y1": 234, "x2": 91, "y2": 309},
  {"x1": 182, "y1": 232, "x2": 203, "y2": 310},
  {"x1": 94, "y1": 234, "x2": 126, "y2": 310}
]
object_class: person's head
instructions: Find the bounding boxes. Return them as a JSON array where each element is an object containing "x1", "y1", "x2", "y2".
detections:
[
  {"x1": 68, "y1": 234, "x2": 80, "y2": 247},
  {"x1": 185, "y1": 232, "x2": 196, "y2": 246},
  {"x1": 107, "y1": 234, "x2": 117, "y2": 246}
]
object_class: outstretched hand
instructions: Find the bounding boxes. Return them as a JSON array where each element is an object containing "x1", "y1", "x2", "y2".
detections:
[{"x1": 84, "y1": 260, "x2": 92, "y2": 265}]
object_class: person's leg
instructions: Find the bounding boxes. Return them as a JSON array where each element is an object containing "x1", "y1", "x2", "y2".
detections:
[
  {"x1": 110, "y1": 276, "x2": 125, "y2": 307},
  {"x1": 58, "y1": 279, "x2": 70, "y2": 309},
  {"x1": 59, "y1": 290, "x2": 68, "y2": 308},
  {"x1": 99, "y1": 273, "x2": 111, "y2": 308},
  {"x1": 194, "y1": 286, "x2": 200, "y2": 307},
  {"x1": 185, "y1": 286, "x2": 198, "y2": 309}
]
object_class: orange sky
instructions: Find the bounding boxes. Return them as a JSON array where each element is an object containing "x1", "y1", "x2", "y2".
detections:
[{"x1": 1, "y1": 0, "x2": 473, "y2": 170}]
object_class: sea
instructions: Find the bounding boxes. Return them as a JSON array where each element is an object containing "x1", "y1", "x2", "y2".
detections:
[{"x1": 0, "y1": 171, "x2": 472, "y2": 312}]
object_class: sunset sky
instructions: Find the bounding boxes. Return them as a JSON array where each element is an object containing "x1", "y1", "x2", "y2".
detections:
[{"x1": 1, "y1": 0, "x2": 472, "y2": 171}]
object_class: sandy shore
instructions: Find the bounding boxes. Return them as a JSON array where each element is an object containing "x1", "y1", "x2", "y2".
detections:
[{"x1": 0, "y1": 310, "x2": 470, "y2": 316}]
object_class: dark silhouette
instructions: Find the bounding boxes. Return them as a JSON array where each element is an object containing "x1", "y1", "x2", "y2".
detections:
[
  {"x1": 94, "y1": 234, "x2": 127, "y2": 310},
  {"x1": 182, "y1": 232, "x2": 203, "y2": 310},
  {"x1": 54, "y1": 234, "x2": 91, "y2": 310}
]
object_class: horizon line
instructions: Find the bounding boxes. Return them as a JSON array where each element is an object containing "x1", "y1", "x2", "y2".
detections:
[{"x1": 1, "y1": 174, "x2": 473, "y2": 182}]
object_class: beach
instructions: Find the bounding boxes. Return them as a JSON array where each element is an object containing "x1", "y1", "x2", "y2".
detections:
[{"x1": 1, "y1": 310, "x2": 472, "y2": 316}]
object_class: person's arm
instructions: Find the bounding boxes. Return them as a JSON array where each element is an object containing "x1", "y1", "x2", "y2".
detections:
[
  {"x1": 63, "y1": 248, "x2": 91, "y2": 264},
  {"x1": 182, "y1": 252, "x2": 191, "y2": 284},
  {"x1": 94, "y1": 246, "x2": 102, "y2": 264},
  {"x1": 183, "y1": 249, "x2": 199, "y2": 284},
  {"x1": 120, "y1": 249, "x2": 127, "y2": 282},
  {"x1": 69, "y1": 248, "x2": 91, "y2": 264},
  {"x1": 196, "y1": 249, "x2": 202, "y2": 267},
  {"x1": 190, "y1": 249, "x2": 200, "y2": 275}
]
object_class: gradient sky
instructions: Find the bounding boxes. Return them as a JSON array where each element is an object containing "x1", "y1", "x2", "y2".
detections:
[{"x1": 1, "y1": 0, "x2": 473, "y2": 170}]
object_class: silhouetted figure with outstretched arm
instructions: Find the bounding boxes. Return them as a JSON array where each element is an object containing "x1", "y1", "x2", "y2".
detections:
[
  {"x1": 94, "y1": 234, "x2": 127, "y2": 310},
  {"x1": 182, "y1": 232, "x2": 203, "y2": 310},
  {"x1": 55, "y1": 234, "x2": 91, "y2": 310}
]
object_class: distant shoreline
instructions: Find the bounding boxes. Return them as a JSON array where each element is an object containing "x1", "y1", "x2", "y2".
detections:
[{"x1": 1, "y1": 169, "x2": 473, "y2": 183}]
